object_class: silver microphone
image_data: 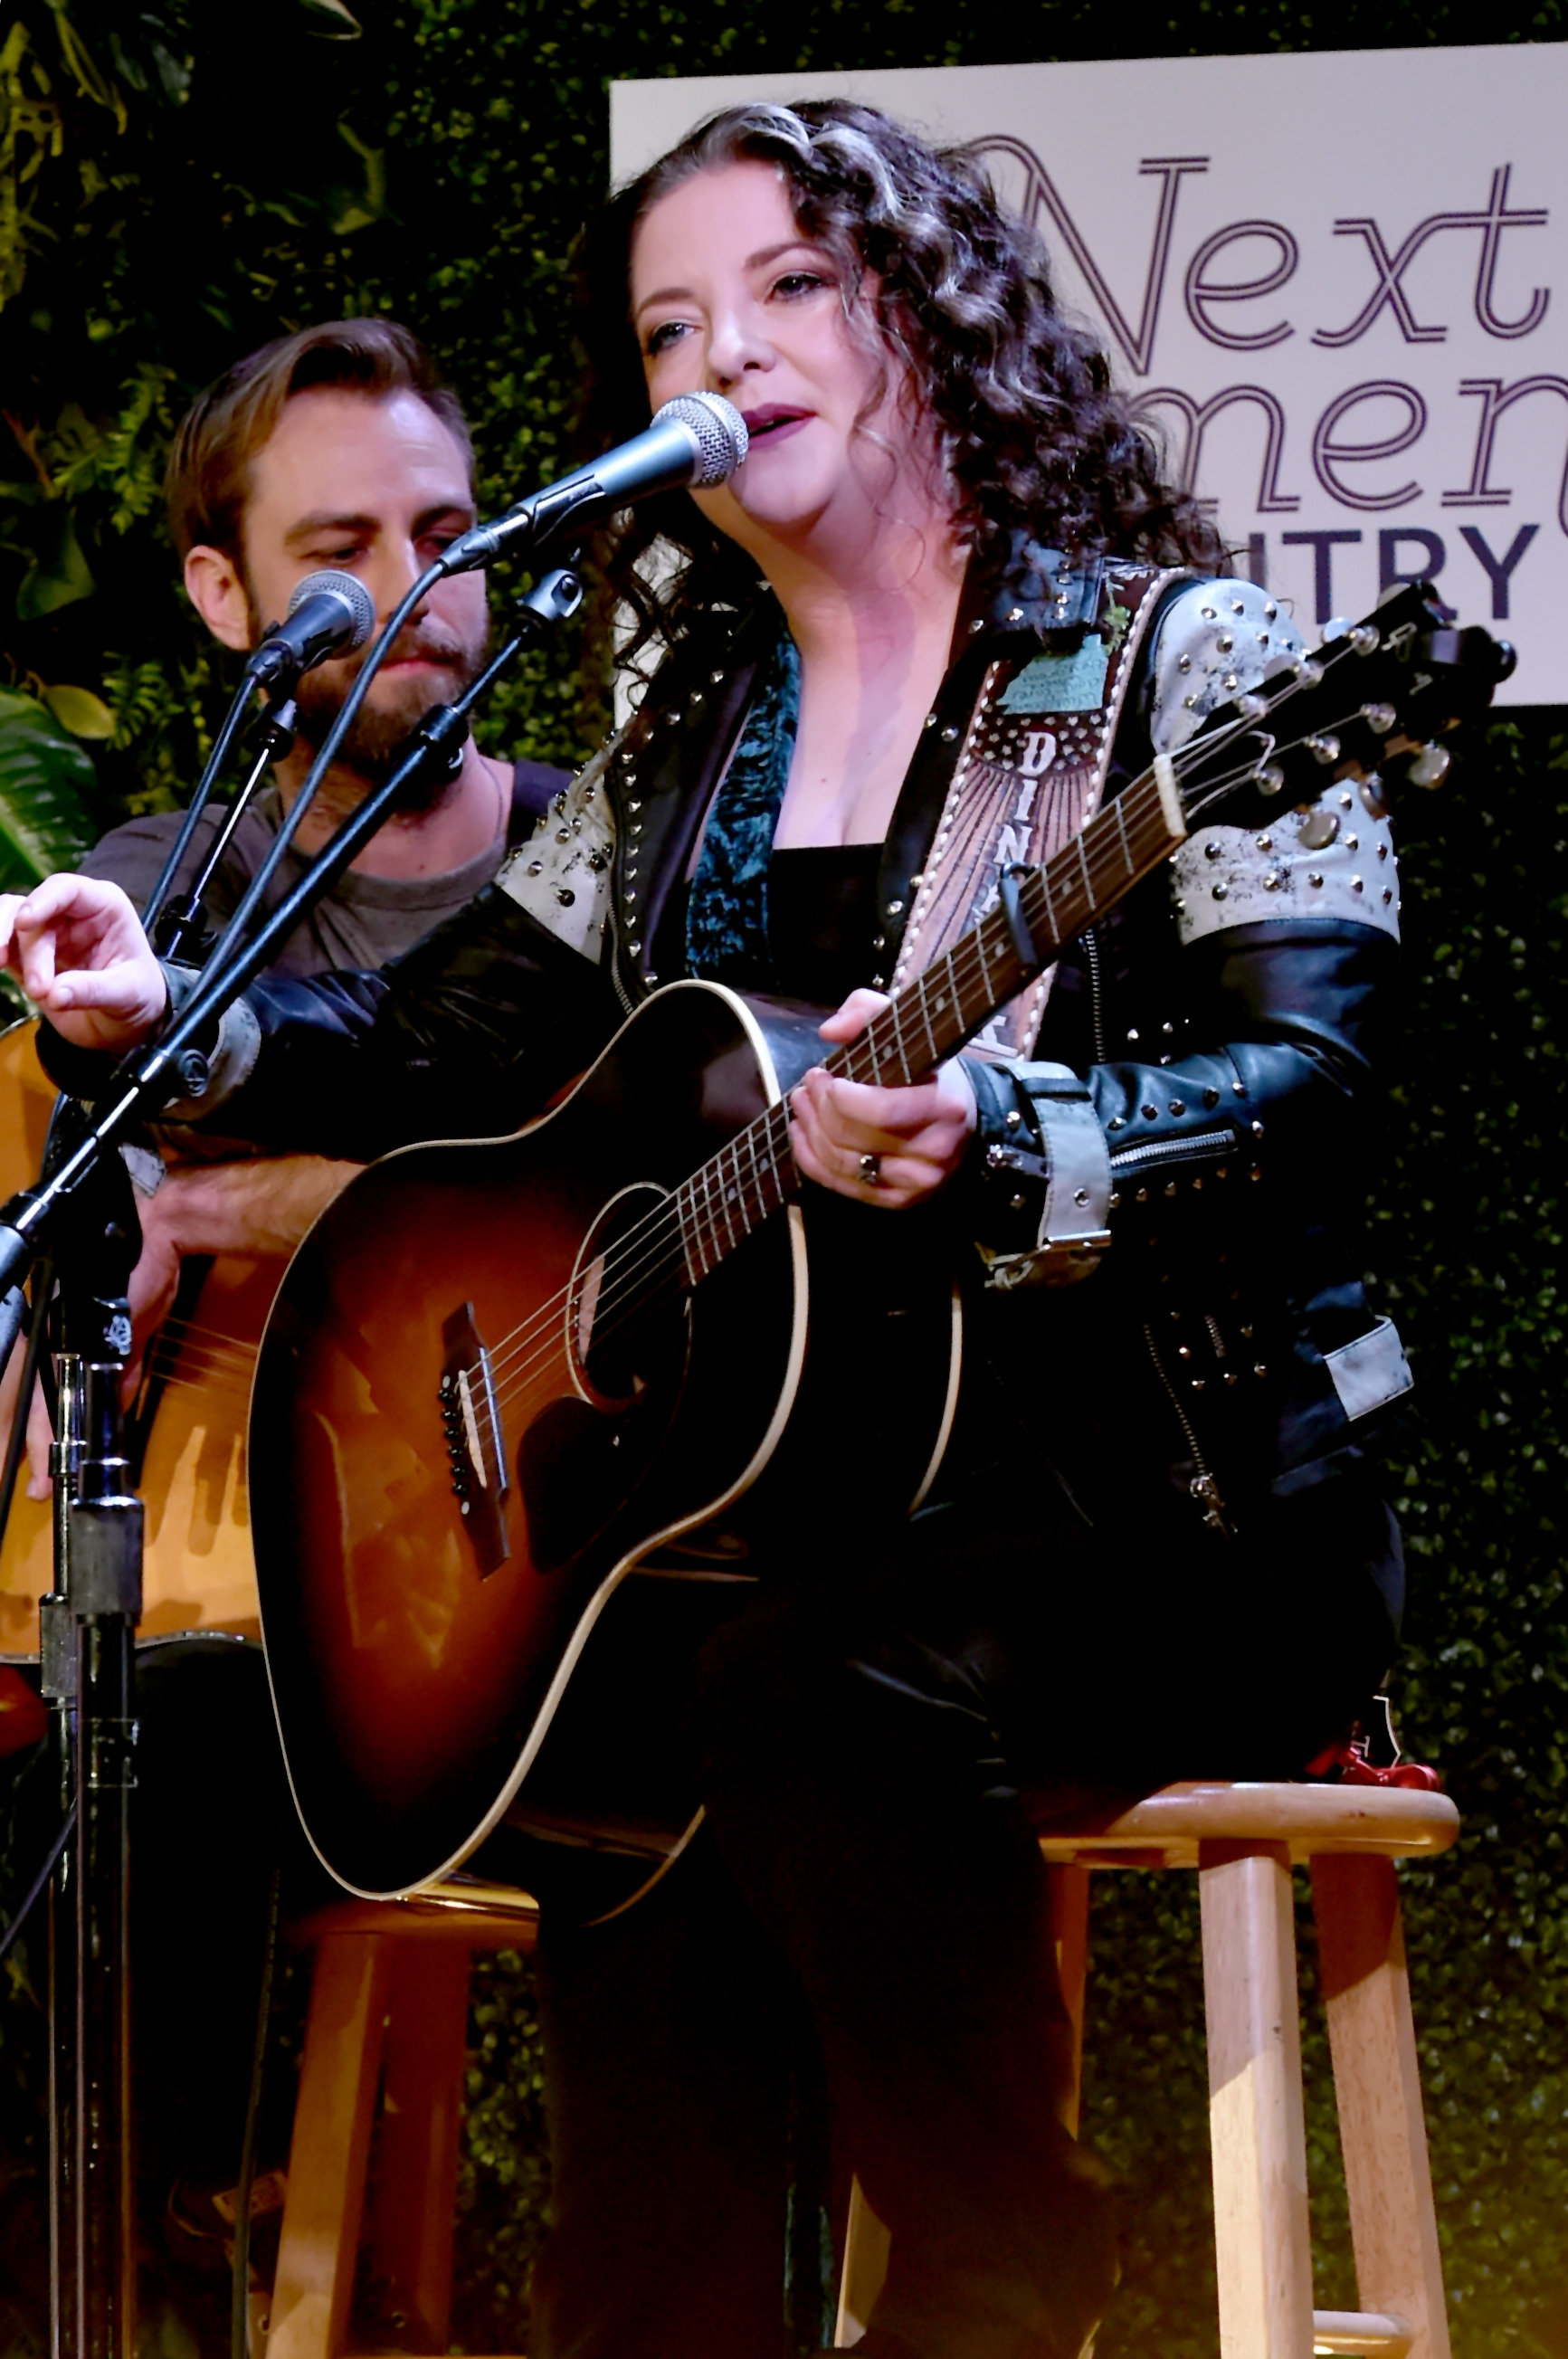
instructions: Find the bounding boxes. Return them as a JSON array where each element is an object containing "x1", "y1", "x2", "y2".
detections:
[
  {"x1": 247, "y1": 569, "x2": 377, "y2": 688},
  {"x1": 441, "y1": 395, "x2": 749, "y2": 575}
]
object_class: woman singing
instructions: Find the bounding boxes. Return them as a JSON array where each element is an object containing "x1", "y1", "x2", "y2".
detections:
[{"x1": 5, "y1": 100, "x2": 1410, "y2": 2359}]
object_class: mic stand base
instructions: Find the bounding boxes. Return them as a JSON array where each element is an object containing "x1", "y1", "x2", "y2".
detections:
[
  {"x1": 46, "y1": 1719, "x2": 78, "y2": 2359},
  {"x1": 74, "y1": 1600, "x2": 137, "y2": 2355}
]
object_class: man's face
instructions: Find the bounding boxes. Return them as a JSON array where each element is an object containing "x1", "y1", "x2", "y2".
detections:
[{"x1": 202, "y1": 386, "x2": 490, "y2": 788}]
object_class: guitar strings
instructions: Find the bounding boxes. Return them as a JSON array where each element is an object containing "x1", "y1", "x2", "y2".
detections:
[
  {"x1": 157, "y1": 1309, "x2": 263, "y2": 1352},
  {"x1": 140, "y1": 1349, "x2": 252, "y2": 1391},
  {"x1": 142, "y1": 1332, "x2": 253, "y2": 1378},
  {"x1": 147, "y1": 1319, "x2": 260, "y2": 1374},
  {"x1": 483, "y1": 1103, "x2": 798, "y2": 1416},
  {"x1": 142, "y1": 1315, "x2": 261, "y2": 1380},
  {"x1": 140, "y1": 1344, "x2": 255, "y2": 1398}
]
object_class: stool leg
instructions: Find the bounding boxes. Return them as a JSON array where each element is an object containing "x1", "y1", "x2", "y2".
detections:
[
  {"x1": 1312, "y1": 1855, "x2": 1451, "y2": 2359},
  {"x1": 1200, "y1": 1842, "x2": 1314, "y2": 2359},
  {"x1": 1048, "y1": 1862, "x2": 1090, "y2": 2139},
  {"x1": 370, "y1": 1942, "x2": 473, "y2": 2351},
  {"x1": 834, "y1": 2178, "x2": 890, "y2": 2348},
  {"x1": 269, "y1": 1935, "x2": 391, "y2": 2359}
]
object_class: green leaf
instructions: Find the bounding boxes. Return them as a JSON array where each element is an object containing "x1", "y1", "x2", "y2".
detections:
[
  {"x1": 14, "y1": 504, "x2": 95, "y2": 620},
  {"x1": 296, "y1": 0, "x2": 363, "y2": 36},
  {"x1": 331, "y1": 120, "x2": 385, "y2": 233},
  {"x1": 0, "y1": 689, "x2": 97, "y2": 890},
  {"x1": 43, "y1": 682, "x2": 114, "y2": 738}
]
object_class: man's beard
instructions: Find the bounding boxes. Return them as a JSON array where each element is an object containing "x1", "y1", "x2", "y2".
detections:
[{"x1": 249, "y1": 593, "x2": 491, "y2": 812}]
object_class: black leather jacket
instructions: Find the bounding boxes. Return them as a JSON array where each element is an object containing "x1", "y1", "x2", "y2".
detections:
[{"x1": 42, "y1": 551, "x2": 1410, "y2": 1570}]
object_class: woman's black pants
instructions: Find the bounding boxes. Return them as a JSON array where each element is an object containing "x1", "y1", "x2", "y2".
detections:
[{"x1": 529, "y1": 1479, "x2": 1399, "y2": 2359}]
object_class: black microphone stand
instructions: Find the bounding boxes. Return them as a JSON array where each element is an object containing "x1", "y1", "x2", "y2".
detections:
[
  {"x1": 149, "y1": 694, "x2": 298, "y2": 965},
  {"x1": 0, "y1": 560, "x2": 582, "y2": 2359},
  {"x1": 139, "y1": 674, "x2": 296, "y2": 946}
]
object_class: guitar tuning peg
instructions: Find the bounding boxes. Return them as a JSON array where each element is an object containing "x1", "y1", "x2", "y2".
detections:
[
  {"x1": 1348, "y1": 624, "x2": 1380, "y2": 655},
  {"x1": 1320, "y1": 616, "x2": 1354, "y2": 647},
  {"x1": 1255, "y1": 762, "x2": 1286, "y2": 797},
  {"x1": 1406, "y1": 744, "x2": 1451, "y2": 789},
  {"x1": 1236, "y1": 691, "x2": 1269, "y2": 720},
  {"x1": 1360, "y1": 702, "x2": 1396, "y2": 736}
]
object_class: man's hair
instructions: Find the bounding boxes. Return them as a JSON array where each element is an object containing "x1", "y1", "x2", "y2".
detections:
[
  {"x1": 575, "y1": 100, "x2": 1224, "y2": 664},
  {"x1": 166, "y1": 318, "x2": 475, "y2": 560}
]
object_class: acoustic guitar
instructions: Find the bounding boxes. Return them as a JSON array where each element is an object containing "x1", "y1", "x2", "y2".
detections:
[
  {"x1": 0, "y1": 1019, "x2": 265, "y2": 1657},
  {"x1": 248, "y1": 588, "x2": 1510, "y2": 1898}
]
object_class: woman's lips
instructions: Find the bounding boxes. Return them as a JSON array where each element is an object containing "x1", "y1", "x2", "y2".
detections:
[{"x1": 739, "y1": 408, "x2": 811, "y2": 449}]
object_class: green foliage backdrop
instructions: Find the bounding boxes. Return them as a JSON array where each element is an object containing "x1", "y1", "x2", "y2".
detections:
[{"x1": 1, "y1": 3, "x2": 1564, "y2": 2354}]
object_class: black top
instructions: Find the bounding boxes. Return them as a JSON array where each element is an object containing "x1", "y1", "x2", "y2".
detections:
[{"x1": 765, "y1": 842, "x2": 882, "y2": 1007}]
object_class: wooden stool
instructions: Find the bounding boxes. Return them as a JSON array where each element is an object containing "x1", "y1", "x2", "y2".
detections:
[
  {"x1": 265, "y1": 1884, "x2": 539, "y2": 2359},
  {"x1": 837, "y1": 1780, "x2": 1459, "y2": 2359}
]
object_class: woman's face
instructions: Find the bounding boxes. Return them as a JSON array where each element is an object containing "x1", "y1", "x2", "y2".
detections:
[{"x1": 629, "y1": 157, "x2": 936, "y2": 567}]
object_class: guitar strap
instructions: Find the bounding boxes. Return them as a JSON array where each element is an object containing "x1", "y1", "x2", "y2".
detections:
[{"x1": 890, "y1": 561, "x2": 1189, "y2": 1062}]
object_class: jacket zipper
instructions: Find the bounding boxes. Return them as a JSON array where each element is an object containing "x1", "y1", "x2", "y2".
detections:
[
  {"x1": 1084, "y1": 925, "x2": 1108, "y2": 1065},
  {"x1": 1141, "y1": 1318, "x2": 1233, "y2": 1537},
  {"x1": 1109, "y1": 1126, "x2": 1237, "y2": 1175},
  {"x1": 607, "y1": 921, "x2": 637, "y2": 1014}
]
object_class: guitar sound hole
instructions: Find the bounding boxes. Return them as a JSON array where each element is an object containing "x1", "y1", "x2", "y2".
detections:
[
  {"x1": 516, "y1": 1184, "x2": 691, "y2": 1576},
  {"x1": 567, "y1": 1182, "x2": 688, "y2": 1410}
]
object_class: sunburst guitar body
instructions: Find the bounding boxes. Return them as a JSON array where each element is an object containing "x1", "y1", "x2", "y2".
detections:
[{"x1": 248, "y1": 984, "x2": 962, "y2": 1899}]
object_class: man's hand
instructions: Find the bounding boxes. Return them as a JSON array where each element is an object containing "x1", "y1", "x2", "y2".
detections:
[
  {"x1": 0, "y1": 875, "x2": 166, "y2": 1051},
  {"x1": 789, "y1": 988, "x2": 977, "y2": 1210}
]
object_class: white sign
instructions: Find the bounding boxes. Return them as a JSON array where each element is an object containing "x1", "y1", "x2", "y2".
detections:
[{"x1": 612, "y1": 48, "x2": 1568, "y2": 703}]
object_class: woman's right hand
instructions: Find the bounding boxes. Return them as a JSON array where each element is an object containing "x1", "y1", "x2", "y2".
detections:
[{"x1": 0, "y1": 876, "x2": 167, "y2": 1051}]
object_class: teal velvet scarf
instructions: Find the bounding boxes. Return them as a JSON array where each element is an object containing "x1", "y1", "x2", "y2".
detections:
[{"x1": 684, "y1": 627, "x2": 800, "y2": 989}]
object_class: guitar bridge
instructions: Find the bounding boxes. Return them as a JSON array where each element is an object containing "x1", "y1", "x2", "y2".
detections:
[{"x1": 439, "y1": 1301, "x2": 511, "y2": 1577}]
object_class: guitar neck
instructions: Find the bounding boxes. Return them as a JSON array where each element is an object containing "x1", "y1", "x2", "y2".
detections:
[
  {"x1": 675, "y1": 756, "x2": 1186, "y2": 1287},
  {"x1": 834, "y1": 755, "x2": 1186, "y2": 1090}
]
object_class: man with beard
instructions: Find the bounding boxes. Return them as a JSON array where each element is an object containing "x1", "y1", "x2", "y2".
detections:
[{"x1": 0, "y1": 322, "x2": 566, "y2": 2349}]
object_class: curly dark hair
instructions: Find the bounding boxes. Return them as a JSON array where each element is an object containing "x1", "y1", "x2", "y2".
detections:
[{"x1": 575, "y1": 99, "x2": 1224, "y2": 664}]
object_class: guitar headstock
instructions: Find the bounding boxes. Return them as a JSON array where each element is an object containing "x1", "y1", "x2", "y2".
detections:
[{"x1": 1176, "y1": 583, "x2": 1516, "y2": 836}]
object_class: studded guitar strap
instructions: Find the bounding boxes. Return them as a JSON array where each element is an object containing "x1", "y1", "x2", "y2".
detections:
[{"x1": 892, "y1": 562, "x2": 1189, "y2": 1061}]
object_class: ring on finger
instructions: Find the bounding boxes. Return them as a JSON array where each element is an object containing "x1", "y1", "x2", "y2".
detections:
[{"x1": 859, "y1": 1153, "x2": 882, "y2": 1186}]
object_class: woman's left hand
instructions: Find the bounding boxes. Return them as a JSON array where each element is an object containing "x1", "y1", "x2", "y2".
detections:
[{"x1": 790, "y1": 988, "x2": 976, "y2": 1210}]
